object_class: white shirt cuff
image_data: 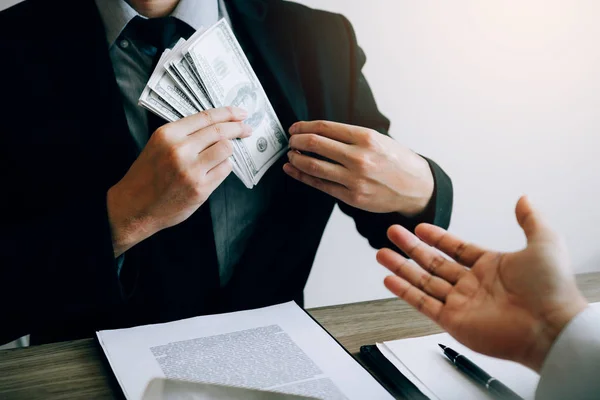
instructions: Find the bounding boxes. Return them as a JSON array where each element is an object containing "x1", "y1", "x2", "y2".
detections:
[{"x1": 536, "y1": 305, "x2": 600, "y2": 400}]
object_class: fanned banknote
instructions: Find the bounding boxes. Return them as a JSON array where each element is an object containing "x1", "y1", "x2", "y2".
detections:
[{"x1": 139, "y1": 20, "x2": 289, "y2": 189}]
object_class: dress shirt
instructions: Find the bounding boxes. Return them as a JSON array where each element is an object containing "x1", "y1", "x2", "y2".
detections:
[
  {"x1": 95, "y1": 0, "x2": 220, "y2": 149},
  {"x1": 536, "y1": 304, "x2": 600, "y2": 399}
]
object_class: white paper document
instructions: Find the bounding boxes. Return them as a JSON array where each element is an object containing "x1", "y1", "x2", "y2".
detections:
[
  {"x1": 97, "y1": 302, "x2": 393, "y2": 400},
  {"x1": 377, "y1": 302, "x2": 600, "y2": 400},
  {"x1": 379, "y1": 332, "x2": 539, "y2": 400}
]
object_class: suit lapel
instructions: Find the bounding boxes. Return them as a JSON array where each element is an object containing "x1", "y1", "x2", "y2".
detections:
[
  {"x1": 85, "y1": 0, "x2": 141, "y2": 167},
  {"x1": 227, "y1": 0, "x2": 308, "y2": 122},
  {"x1": 58, "y1": 0, "x2": 139, "y2": 186}
]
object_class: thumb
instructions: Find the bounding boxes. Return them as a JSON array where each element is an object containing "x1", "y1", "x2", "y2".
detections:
[{"x1": 515, "y1": 196, "x2": 554, "y2": 243}]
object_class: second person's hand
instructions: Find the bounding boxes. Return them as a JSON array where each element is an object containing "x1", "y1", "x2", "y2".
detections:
[
  {"x1": 376, "y1": 196, "x2": 588, "y2": 372},
  {"x1": 107, "y1": 106, "x2": 251, "y2": 257}
]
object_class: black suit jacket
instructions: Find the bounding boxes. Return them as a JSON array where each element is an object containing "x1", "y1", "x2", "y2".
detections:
[{"x1": 0, "y1": 0, "x2": 453, "y2": 345}]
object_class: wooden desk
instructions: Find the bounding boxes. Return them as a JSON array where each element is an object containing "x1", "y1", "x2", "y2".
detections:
[{"x1": 1, "y1": 272, "x2": 599, "y2": 399}]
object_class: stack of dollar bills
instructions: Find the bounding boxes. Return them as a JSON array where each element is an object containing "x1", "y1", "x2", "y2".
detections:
[{"x1": 139, "y1": 19, "x2": 289, "y2": 189}]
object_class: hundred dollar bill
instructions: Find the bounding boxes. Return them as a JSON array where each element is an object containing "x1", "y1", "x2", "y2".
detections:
[
  {"x1": 137, "y1": 24, "x2": 273, "y2": 189},
  {"x1": 174, "y1": 29, "x2": 255, "y2": 186},
  {"x1": 166, "y1": 64, "x2": 203, "y2": 111},
  {"x1": 162, "y1": 39, "x2": 203, "y2": 110},
  {"x1": 140, "y1": 83, "x2": 252, "y2": 187},
  {"x1": 140, "y1": 47, "x2": 253, "y2": 188},
  {"x1": 169, "y1": 57, "x2": 213, "y2": 110},
  {"x1": 145, "y1": 40, "x2": 201, "y2": 115},
  {"x1": 139, "y1": 87, "x2": 183, "y2": 122},
  {"x1": 167, "y1": 28, "x2": 214, "y2": 110},
  {"x1": 185, "y1": 19, "x2": 289, "y2": 185},
  {"x1": 139, "y1": 50, "x2": 184, "y2": 122},
  {"x1": 147, "y1": 67, "x2": 198, "y2": 117}
]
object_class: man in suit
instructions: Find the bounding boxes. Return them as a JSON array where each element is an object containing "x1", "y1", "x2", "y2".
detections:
[
  {"x1": 0, "y1": 0, "x2": 452, "y2": 345},
  {"x1": 378, "y1": 196, "x2": 599, "y2": 399}
]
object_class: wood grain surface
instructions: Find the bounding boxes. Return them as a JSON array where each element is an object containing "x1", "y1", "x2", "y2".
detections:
[{"x1": 1, "y1": 272, "x2": 599, "y2": 400}]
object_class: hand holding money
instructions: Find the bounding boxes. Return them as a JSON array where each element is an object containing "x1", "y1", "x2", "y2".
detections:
[
  {"x1": 139, "y1": 19, "x2": 289, "y2": 189},
  {"x1": 107, "y1": 107, "x2": 250, "y2": 257}
]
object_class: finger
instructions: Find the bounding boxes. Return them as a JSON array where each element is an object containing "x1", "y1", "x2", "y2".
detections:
[
  {"x1": 206, "y1": 158, "x2": 234, "y2": 187},
  {"x1": 414, "y1": 224, "x2": 486, "y2": 268},
  {"x1": 288, "y1": 133, "x2": 352, "y2": 165},
  {"x1": 387, "y1": 225, "x2": 467, "y2": 283},
  {"x1": 195, "y1": 158, "x2": 234, "y2": 199},
  {"x1": 377, "y1": 248, "x2": 453, "y2": 301},
  {"x1": 198, "y1": 140, "x2": 234, "y2": 172},
  {"x1": 188, "y1": 121, "x2": 251, "y2": 154},
  {"x1": 384, "y1": 275, "x2": 443, "y2": 322},
  {"x1": 287, "y1": 150, "x2": 350, "y2": 185},
  {"x1": 283, "y1": 163, "x2": 350, "y2": 199},
  {"x1": 515, "y1": 195, "x2": 556, "y2": 243},
  {"x1": 289, "y1": 120, "x2": 361, "y2": 144},
  {"x1": 165, "y1": 106, "x2": 248, "y2": 139}
]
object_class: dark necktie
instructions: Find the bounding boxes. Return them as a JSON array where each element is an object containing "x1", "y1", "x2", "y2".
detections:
[
  {"x1": 126, "y1": 16, "x2": 221, "y2": 318},
  {"x1": 128, "y1": 16, "x2": 192, "y2": 133}
]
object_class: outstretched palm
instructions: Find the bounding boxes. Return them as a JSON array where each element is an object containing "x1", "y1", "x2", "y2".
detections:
[{"x1": 377, "y1": 196, "x2": 586, "y2": 371}]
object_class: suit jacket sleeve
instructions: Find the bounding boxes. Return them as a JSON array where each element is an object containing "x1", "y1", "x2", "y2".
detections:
[
  {"x1": 0, "y1": 193, "x2": 124, "y2": 344},
  {"x1": 335, "y1": 15, "x2": 453, "y2": 251},
  {"x1": 535, "y1": 306, "x2": 600, "y2": 400}
]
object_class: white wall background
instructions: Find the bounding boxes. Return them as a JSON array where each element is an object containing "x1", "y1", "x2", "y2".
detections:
[
  {"x1": 1, "y1": 0, "x2": 599, "y2": 310},
  {"x1": 300, "y1": 0, "x2": 600, "y2": 308}
]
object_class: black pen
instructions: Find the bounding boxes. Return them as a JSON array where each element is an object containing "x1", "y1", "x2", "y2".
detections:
[{"x1": 438, "y1": 344, "x2": 524, "y2": 400}]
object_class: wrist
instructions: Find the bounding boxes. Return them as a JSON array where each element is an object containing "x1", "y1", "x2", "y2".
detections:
[
  {"x1": 396, "y1": 154, "x2": 434, "y2": 216},
  {"x1": 521, "y1": 297, "x2": 588, "y2": 372},
  {"x1": 106, "y1": 184, "x2": 154, "y2": 257}
]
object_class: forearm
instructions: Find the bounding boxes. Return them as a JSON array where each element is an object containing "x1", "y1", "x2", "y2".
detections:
[
  {"x1": 392, "y1": 153, "x2": 435, "y2": 217},
  {"x1": 106, "y1": 184, "x2": 157, "y2": 258}
]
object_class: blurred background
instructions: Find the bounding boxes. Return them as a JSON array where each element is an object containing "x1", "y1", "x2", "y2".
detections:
[
  {"x1": 0, "y1": 0, "x2": 599, "y2": 333},
  {"x1": 297, "y1": 0, "x2": 600, "y2": 307}
]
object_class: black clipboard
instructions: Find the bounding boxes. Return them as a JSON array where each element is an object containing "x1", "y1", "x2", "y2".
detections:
[{"x1": 360, "y1": 345, "x2": 430, "y2": 400}]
